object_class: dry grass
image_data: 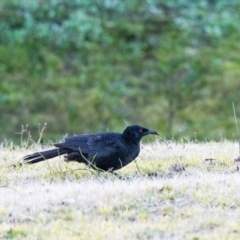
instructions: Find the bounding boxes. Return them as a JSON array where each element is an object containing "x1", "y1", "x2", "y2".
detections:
[{"x1": 1, "y1": 140, "x2": 240, "y2": 240}]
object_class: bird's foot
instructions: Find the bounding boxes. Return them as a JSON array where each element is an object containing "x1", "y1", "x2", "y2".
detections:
[
  {"x1": 63, "y1": 154, "x2": 69, "y2": 162},
  {"x1": 107, "y1": 168, "x2": 129, "y2": 180}
]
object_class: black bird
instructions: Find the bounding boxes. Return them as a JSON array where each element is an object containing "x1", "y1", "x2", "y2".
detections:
[{"x1": 21, "y1": 125, "x2": 158, "y2": 172}]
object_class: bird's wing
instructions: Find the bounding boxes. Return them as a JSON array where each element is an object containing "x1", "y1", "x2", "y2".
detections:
[
  {"x1": 87, "y1": 133, "x2": 122, "y2": 161},
  {"x1": 54, "y1": 134, "x2": 93, "y2": 153}
]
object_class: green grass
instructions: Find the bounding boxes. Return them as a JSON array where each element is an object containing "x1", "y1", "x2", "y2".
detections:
[{"x1": 1, "y1": 140, "x2": 240, "y2": 240}]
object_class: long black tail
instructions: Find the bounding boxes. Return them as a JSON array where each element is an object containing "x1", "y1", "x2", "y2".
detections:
[{"x1": 21, "y1": 148, "x2": 68, "y2": 164}]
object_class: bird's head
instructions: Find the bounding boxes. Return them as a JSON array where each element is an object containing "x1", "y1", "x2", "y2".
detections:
[{"x1": 123, "y1": 125, "x2": 159, "y2": 142}]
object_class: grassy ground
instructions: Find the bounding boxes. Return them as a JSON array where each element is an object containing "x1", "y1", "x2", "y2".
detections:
[{"x1": 1, "y1": 140, "x2": 240, "y2": 240}]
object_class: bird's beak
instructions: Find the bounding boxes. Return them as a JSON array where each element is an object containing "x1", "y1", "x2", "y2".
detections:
[{"x1": 146, "y1": 129, "x2": 159, "y2": 136}]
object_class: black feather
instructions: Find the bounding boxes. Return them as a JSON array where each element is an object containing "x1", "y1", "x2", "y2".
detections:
[{"x1": 21, "y1": 125, "x2": 158, "y2": 172}]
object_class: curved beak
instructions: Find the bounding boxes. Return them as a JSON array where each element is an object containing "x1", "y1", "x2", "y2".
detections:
[{"x1": 146, "y1": 129, "x2": 159, "y2": 136}]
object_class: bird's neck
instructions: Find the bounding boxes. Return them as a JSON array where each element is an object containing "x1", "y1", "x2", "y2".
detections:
[{"x1": 122, "y1": 131, "x2": 141, "y2": 146}]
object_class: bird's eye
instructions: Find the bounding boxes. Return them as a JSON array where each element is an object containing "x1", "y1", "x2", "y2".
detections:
[{"x1": 139, "y1": 129, "x2": 143, "y2": 133}]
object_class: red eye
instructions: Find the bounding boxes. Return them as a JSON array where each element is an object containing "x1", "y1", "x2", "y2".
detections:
[{"x1": 139, "y1": 129, "x2": 143, "y2": 133}]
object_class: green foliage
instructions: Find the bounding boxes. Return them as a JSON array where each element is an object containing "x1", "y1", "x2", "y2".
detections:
[
  {"x1": 4, "y1": 228, "x2": 27, "y2": 239},
  {"x1": 0, "y1": 0, "x2": 240, "y2": 142}
]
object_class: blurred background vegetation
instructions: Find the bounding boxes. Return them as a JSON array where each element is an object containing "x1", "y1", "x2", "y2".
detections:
[{"x1": 0, "y1": 0, "x2": 240, "y2": 143}]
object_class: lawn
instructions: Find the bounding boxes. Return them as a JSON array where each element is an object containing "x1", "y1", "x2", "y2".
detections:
[{"x1": 1, "y1": 140, "x2": 240, "y2": 240}]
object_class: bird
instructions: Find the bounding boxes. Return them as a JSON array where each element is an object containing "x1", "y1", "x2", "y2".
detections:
[{"x1": 21, "y1": 125, "x2": 158, "y2": 172}]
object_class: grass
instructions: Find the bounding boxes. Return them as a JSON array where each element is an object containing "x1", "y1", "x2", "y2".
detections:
[{"x1": 1, "y1": 140, "x2": 240, "y2": 240}]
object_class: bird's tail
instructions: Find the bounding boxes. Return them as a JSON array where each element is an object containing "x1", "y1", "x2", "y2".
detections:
[{"x1": 20, "y1": 148, "x2": 68, "y2": 164}]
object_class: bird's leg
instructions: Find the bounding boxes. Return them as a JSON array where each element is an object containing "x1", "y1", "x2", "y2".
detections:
[
  {"x1": 63, "y1": 154, "x2": 68, "y2": 162},
  {"x1": 112, "y1": 172, "x2": 124, "y2": 179},
  {"x1": 107, "y1": 168, "x2": 126, "y2": 180}
]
